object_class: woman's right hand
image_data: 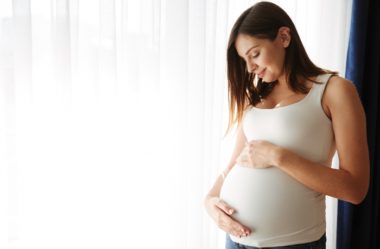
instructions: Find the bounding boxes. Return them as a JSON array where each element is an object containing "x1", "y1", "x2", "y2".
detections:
[{"x1": 204, "y1": 196, "x2": 251, "y2": 238}]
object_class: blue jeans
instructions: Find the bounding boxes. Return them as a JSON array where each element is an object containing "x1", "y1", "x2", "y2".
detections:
[{"x1": 225, "y1": 232, "x2": 326, "y2": 249}]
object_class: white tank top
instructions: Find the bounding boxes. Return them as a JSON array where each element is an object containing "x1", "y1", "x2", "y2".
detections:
[{"x1": 220, "y1": 73, "x2": 337, "y2": 247}]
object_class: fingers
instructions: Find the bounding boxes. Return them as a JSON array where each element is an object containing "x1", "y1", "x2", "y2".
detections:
[
  {"x1": 228, "y1": 219, "x2": 251, "y2": 238},
  {"x1": 217, "y1": 199, "x2": 234, "y2": 215},
  {"x1": 227, "y1": 218, "x2": 251, "y2": 238},
  {"x1": 213, "y1": 200, "x2": 251, "y2": 238},
  {"x1": 215, "y1": 208, "x2": 250, "y2": 238}
]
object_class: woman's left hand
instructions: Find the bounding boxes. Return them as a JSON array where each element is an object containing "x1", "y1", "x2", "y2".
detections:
[{"x1": 236, "y1": 140, "x2": 282, "y2": 169}]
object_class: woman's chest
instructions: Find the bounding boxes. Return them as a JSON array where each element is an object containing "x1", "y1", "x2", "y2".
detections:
[
  {"x1": 256, "y1": 95, "x2": 331, "y2": 120},
  {"x1": 243, "y1": 106, "x2": 334, "y2": 162},
  {"x1": 255, "y1": 81, "x2": 332, "y2": 120}
]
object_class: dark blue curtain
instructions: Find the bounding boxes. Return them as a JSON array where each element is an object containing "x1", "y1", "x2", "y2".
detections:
[{"x1": 337, "y1": 0, "x2": 380, "y2": 248}]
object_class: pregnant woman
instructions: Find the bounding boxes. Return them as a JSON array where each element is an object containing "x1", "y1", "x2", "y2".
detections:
[{"x1": 203, "y1": 2, "x2": 370, "y2": 249}]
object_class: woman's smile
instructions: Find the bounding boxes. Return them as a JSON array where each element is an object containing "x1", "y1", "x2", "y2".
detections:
[{"x1": 257, "y1": 68, "x2": 266, "y2": 78}]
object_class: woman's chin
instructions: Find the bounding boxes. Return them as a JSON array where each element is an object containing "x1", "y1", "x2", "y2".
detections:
[
  {"x1": 262, "y1": 76, "x2": 270, "y2": 82},
  {"x1": 263, "y1": 76, "x2": 277, "y2": 84},
  {"x1": 261, "y1": 74, "x2": 269, "y2": 82}
]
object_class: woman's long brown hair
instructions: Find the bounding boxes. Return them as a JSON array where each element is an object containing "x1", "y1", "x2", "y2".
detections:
[{"x1": 223, "y1": 1, "x2": 339, "y2": 139}]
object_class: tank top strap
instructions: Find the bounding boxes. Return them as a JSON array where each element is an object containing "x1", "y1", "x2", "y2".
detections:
[{"x1": 311, "y1": 73, "x2": 335, "y2": 102}]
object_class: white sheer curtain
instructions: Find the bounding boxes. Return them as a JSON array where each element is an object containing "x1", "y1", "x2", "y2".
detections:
[{"x1": 0, "y1": 0, "x2": 352, "y2": 248}]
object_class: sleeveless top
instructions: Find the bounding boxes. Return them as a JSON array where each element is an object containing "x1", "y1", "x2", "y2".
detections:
[{"x1": 219, "y1": 73, "x2": 337, "y2": 247}]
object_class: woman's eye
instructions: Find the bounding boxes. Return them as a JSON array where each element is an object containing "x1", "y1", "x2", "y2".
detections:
[{"x1": 241, "y1": 53, "x2": 259, "y2": 61}]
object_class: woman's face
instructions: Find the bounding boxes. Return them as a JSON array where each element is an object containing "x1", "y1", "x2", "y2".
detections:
[{"x1": 235, "y1": 27, "x2": 290, "y2": 83}]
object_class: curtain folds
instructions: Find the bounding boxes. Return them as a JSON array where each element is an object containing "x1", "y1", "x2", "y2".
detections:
[
  {"x1": 337, "y1": 0, "x2": 380, "y2": 248},
  {"x1": 0, "y1": 1, "x2": 352, "y2": 248}
]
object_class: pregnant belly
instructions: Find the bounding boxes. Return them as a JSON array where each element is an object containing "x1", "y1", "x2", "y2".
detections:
[{"x1": 220, "y1": 165, "x2": 318, "y2": 241}]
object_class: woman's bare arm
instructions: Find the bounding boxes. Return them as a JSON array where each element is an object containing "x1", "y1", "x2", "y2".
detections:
[{"x1": 276, "y1": 77, "x2": 370, "y2": 204}]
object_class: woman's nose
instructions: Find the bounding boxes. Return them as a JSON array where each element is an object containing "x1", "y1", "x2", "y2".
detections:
[{"x1": 247, "y1": 64, "x2": 256, "y2": 73}]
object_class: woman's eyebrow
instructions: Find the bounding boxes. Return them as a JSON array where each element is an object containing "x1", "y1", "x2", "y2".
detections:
[
  {"x1": 237, "y1": 45, "x2": 259, "y2": 59},
  {"x1": 245, "y1": 45, "x2": 259, "y2": 55}
]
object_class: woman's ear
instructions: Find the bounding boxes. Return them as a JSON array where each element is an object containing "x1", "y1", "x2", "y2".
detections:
[{"x1": 278, "y1": 27, "x2": 290, "y2": 46}]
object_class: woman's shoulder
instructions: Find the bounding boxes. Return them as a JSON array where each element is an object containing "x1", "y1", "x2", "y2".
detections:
[
  {"x1": 323, "y1": 75, "x2": 360, "y2": 110},
  {"x1": 325, "y1": 75, "x2": 356, "y2": 93}
]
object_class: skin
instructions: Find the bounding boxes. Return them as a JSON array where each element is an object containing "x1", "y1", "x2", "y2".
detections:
[
  {"x1": 208, "y1": 27, "x2": 370, "y2": 239},
  {"x1": 235, "y1": 27, "x2": 323, "y2": 111},
  {"x1": 235, "y1": 27, "x2": 303, "y2": 89}
]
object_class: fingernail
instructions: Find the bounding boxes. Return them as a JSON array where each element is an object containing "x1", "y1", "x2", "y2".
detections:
[
  {"x1": 229, "y1": 209, "x2": 233, "y2": 214},
  {"x1": 241, "y1": 228, "x2": 244, "y2": 232}
]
